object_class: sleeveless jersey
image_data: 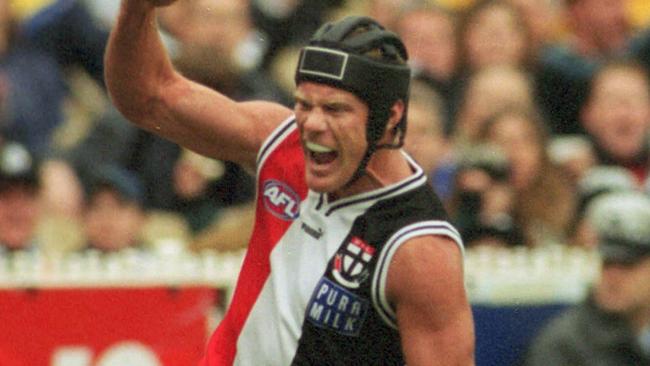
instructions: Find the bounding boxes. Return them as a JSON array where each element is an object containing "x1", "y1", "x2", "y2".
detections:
[{"x1": 200, "y1": 117, "x2": 464, "y2": 365}]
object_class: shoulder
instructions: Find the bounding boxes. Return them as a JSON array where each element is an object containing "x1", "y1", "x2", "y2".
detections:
[
  {"x1": 384, "y1": 234, "x2": 474, "y2": 364},
  {"x1": 369, "y1": 185, "x2": 462, "y2": 302},
  {"x1": 255, "y1": 112, "x2": 300, "y2": 165},
  {"x1": 238, "y1": 100, "x2": 295, "y2": 149},
  {"x1": 386, "y1": 235, "x2": 465, "y2": 306},
  {"x1": 367, "y1": 181, "x2": 451, "y2": 229}
]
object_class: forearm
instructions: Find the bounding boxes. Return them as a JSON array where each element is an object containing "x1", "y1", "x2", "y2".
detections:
[
  {"x1": 103, "y1": 0, "x2": 291, "y2": 169},
  {"x1": 104, "y1": 0, "x2": 174, "y2": 125}
]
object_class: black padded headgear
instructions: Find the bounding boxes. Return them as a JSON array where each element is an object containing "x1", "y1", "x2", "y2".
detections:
[{"x1": 295, "y1": 16, "x2": 411, "y2": 185}]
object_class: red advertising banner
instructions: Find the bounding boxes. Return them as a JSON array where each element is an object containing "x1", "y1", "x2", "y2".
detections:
[{"x1": 0, "y1": 286, "x2": 218, "y2": 366}]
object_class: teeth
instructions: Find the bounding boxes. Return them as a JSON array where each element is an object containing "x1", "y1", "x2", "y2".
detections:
[{"x1": 306, "y1": 141, "x2": 334, "y2": 153}]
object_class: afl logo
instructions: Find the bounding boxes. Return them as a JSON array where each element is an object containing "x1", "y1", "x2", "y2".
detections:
[{"x1": 263, "y1": 180, "x2": 301, "y2": 221}]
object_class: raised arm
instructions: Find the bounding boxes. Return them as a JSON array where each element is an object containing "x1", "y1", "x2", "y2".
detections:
[
  {"x1": 104, "y1": 0, "x2": 292, "y2": 171},
  {"x1": 388, "y1": 236, "x2": 475, "y2": 365}
]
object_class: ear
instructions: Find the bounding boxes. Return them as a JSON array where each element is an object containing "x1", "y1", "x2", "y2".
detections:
[
  {"x1": 388, "y1": 99, "x2": 406, "y2": 130},
  {"x1": 380, "y1": 99, "x2": 406, "y2": 143}
]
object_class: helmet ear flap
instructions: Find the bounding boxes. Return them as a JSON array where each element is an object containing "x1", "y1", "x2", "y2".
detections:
[
  {"x1": 367, "y1": 105, "x2": 391, "y2": 144},
  {"x1": 371, "y1": 99, "x2": 409, "y2": 150}
]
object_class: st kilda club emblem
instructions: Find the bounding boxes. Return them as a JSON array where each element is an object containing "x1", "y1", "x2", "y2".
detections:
[{"x1": 331, "y1": 237, "x2": 376, "y2": 289}]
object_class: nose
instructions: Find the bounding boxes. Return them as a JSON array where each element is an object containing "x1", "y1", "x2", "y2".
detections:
[{"x1": 301, "y1": 109, "x2": 328, "y2": 134}]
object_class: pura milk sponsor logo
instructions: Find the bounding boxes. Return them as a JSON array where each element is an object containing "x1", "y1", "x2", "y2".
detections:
[
  {"x1": 306, "y1": 277, "x2": 369, "y2": 336},
  {"x1": 263, "y1": 179, "x2": 301, "y2": 220}
]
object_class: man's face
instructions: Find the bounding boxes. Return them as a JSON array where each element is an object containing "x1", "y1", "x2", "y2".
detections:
[
  {"x1": 572, "y1": 0, "x2": 628, "y2": 52},
  {"x1": 403, "y1": 101, "x2": 446, "y2": 174},
  {"x1": 457, "y1": 66, "x2": 533, "y2": 142},
  {"x1": 84, "y1": 189, "x2": 143, "y2": 252},
  {"x1": 294, "y1": 82, "x2": 369, "y2": 196},
  {"x1": 595, "y1": 256, "x2": 650, "y2": 316},
  {"x1": 583, "y1": 67, "x2": 650, "y2": 162},
  {"x1": 464, "y1": 3, "x2": 527, "y2": 71},
  {"x1": 398, "y1": 10, "x2": 457, "y2": 80},
  {"x1": 0, "y1": 184, "x2": 40, "y2": 250}
]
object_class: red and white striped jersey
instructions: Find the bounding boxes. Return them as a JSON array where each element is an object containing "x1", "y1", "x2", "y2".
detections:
[{"x1": 200, "y1": 117, "x2": 463, "y2": 365}]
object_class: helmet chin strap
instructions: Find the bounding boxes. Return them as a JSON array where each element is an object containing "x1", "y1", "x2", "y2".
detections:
[
  {"x1": 341, "y1": 142, "x2": 377, "y2": 191},
  {"x1": 340, "y1": 121, "x2": 405, "y2": 191}
]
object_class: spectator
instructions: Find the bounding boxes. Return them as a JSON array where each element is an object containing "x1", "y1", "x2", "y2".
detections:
[
  {"x1": 564, "y1": 0, "x2": 632, "y2": 57},
  {"x1": 0, "y1": 141, "x2": 40, "y2": 253},
  {"x1": 456, "y1": 0, "x2": 532, "y2": 74},
  {"x1": 476, "y1": 107, "x2": 576, "y2": 247},
  {"x1": 0, "y1": 0, "x2": 112, "y2": 219},
  {"x1": 365, "y1": 0, "x2": 416, "y2": 30},
  {"x1": 249, "y1": 0, "x2": 344, "y2": 67},
  {"x1": 570, "y1": 165, "x2": 637, "y2": 248},
  {"x1": 159, "y1": 0, "x2": 290, "y2": 105},
  {"x1": 524, "y1": 191, "x2": 650, "y2": 366},
  {"x1": 547, "y1": 134, "x2": 597, "y2": 186},
  {"x1": 0, "y1": 0, "x2": 67, "y2": 156},
  {"x1": 452, "y1": 65, "x2": 536, "y2": 144},
  {"x1": 65, "y1": 105, "x2": 254, "y2": 240},
  {"x1": 20, "y1": 0, "x2": 109, "y2": 87},
  {"x1": 395, "y1": 3, "x2": 458, "y2": 125},
  {"x1": 451, "y1": 0, "x2": 534, "y2": 133},
  {"x1": 81, "y1": 165, "x2": 146, "y2": 253},
  {"x1": 449, "y1": 144, "x2": 524, "y2": 247},
  {"x1": 402, "y1": 78, "x2": 455, "y2": 202},
  {"x1": 580, "y1": 60, "x2": 650, "y2": 187},
  {"x1": 0, "y1": 1, "x2": 111, "y2": 229},
  {"x1": 507, "y1": 0, "x2": 563, "y2": 49},
  {"x1": 534, "y1": 0, "x2": 645, "y2": 135},
  {"x1": 63, "y1": 0, "x2": 293, "y2": 233},
  {"x1": 190, "y1": 202, "x2": 255, "y2": 253},
  {"x1": 171, "y1": 148, "x2": 226, "y2": 234}
]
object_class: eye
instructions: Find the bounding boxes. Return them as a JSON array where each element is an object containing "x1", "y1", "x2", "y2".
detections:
[
  {"x1": 323, "y1": 103, "x2": 346, "y2": 114},
  {"x1": 295, "y1": 99, "x2": 312, "y2": 112}
]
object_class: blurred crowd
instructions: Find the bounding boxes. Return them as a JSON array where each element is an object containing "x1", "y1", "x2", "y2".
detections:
[
  {"x1": 0, "y1": 0, "x2": 649, "y2": 256},
  {"x1": 0, "y1": 0, "x2": 649, "y2": 364}
]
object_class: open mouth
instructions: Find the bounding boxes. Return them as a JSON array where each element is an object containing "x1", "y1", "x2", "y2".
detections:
[{"x1": 306, "y1": 141, "x2": 338, "y2": 165}]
